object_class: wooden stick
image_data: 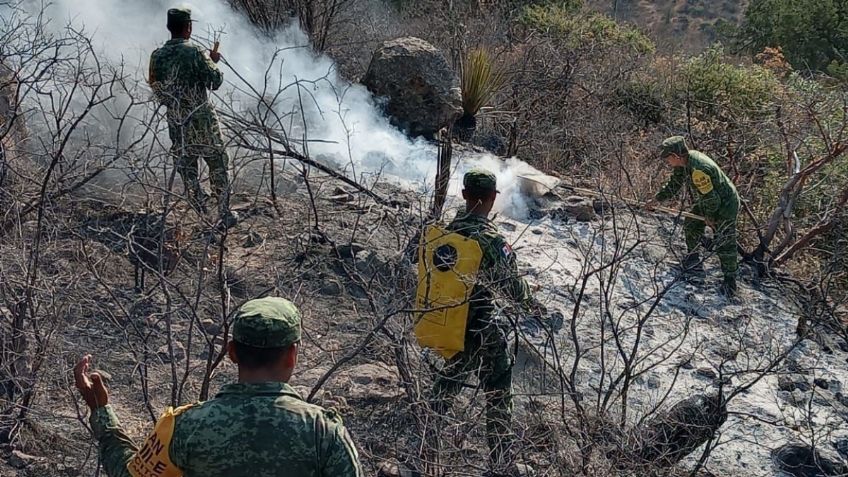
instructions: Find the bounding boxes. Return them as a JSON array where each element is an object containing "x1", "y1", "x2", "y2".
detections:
[
  {"x1": 212, "y1": 41, "x2": 220, "y2": 53},
  {"x1": 517, "y1": 175, "x2": 707, "y2": 222}
]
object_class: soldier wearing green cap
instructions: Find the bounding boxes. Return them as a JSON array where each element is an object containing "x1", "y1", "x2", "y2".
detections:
[
  {"x1": 432, "y1": 167, "x2": 543, "y2": 476},
  {"x1": 74, "y1": 297, "x2": 363, "y2": 477},
  {"x1": 149, "y1": 6, "x2": 237, "y2": 227},
  {"x1": 647, "y1": 136, "x2": 741, "y2": 296}
]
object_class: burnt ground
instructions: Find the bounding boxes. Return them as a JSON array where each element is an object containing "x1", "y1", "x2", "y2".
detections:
[
  {"x1": 3, "y1": 164, "x2": 848, "y2": 477},
  {"x1": 0, "y1": 167, "x2": 440, "y2": 476}
]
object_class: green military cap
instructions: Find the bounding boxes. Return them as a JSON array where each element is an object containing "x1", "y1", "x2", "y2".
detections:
[
  {"x1": 232, "y1": 297, "x2": 302, "y2": 348},
  {"x1": 660, "y1": 136, "x2": 689, "y2": 158},
  {"x1": 463, "y1": 168, "x2": 499, "y2": 193},
  {"x1": 167, "y1": 7, "x2": 195, "y2": 27}
]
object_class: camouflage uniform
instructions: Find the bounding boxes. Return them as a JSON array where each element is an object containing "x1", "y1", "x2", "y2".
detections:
[
  {"x1": 432, "y1": 169, "x2": 534, "y2": 469},
  {"x1": 655, "y1": 136, "x2": 740, "y2": 289},
  {"x1": 89, "y1": 297, "x2": 363, "y2": 477},
  {"x1": 148, "y1": 8, "x2": 230, "y2": 213}
]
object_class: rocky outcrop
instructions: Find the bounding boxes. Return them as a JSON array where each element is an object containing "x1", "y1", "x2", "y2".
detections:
[
  {"x1": 636, "y1": 393, "x2": 727, "y2": 466},
  {"x1": 362, "y1": 37, "x2": 461, "y2": 138}
]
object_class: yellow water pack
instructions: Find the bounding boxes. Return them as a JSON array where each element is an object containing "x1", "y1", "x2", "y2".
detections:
[
  {"x1": 127, "y1": 404, "x2": 193, "y2": 477},
  {"x1": 415, "y1": 225, "x2": 483, "y2": 359}
]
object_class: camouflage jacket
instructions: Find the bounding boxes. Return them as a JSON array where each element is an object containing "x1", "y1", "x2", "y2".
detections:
[
  {"x1": 446, "y1": 211, "x2": 533, "y2": 324},
  {"x1": 655, "y1": 150, "x2": 740, "y2": 221},
  {"x1": 90, "y1": 382, "x2": 363, "y2": 477},
  {"x1": 148, "y1": 38, "x2": 223, "y2": 122}
]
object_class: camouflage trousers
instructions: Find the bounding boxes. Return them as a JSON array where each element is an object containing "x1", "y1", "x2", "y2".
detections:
[
  {"x1": 432, "y1": 316, "x2": 514, "y2": 469},
  {"x1": 168, "y1": 111, "x2": 229, "y2": 213},
  {"x1": 684, "y1": 211, "x2": 738, "y2": 280}
]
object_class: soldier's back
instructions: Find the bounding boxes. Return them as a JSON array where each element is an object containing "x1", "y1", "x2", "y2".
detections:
[
  {"x1": 688, "y1": 150, "x2": 739, "y2": 207},
  {"x1": 170, "y1": 382, "x2": 361, "y2": 477},
  {"x1": 149, "y1": 39, "x2": 210, "y2": 111}
]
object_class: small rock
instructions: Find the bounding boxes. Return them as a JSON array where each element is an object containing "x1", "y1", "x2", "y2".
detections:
[
  {"x1": 499, "y1": 222, "x2": 517, "y2": 232},
  {"x1": 592, "y1": 198, "x2": 608, "y2": 215},
  {"x1": 157, "y1": 341, "x2": 186, "y2": 363},
  {"x1": 560, "y1": 196, "x2": 596, "y2": 222},
  {"x1": 647, "y1": 376, "x2": 661, "y2": 389},
  {"x1": 715, "y1": 346, "x2": 739, "y2": 361},
  {"x1": 778, "y1": 374, "x2": 811, "y2": 392},
  {"x1": 9, "y1": 450, "x2": 40, "y2": 469},
  {"x1": 696, "y1": 367, "x2": 717, "y2": 380},
  {"x1": 835, "y1": 439, "x2": 848, "y2": 460},
  {"x1": 243, "y1": 230, "x2": 264, "y2": 248},
  {"x1": 308, "y1": 231, "x2": 328, "y2": 244},
  {"x1": 330, "y1": 187, "x2": 355, "y2": 203},
  {"x1": 348, "y1": 284, "x2": 368, "y2": 299},
  {"x1": 528, "y1": 209, "x2": 548, "y2": 221},
  {"x1": 680, "y1": 360, "x2": 694, "y2": 370},
  {"x1": 531, "y1": 228, "x2": 543, "y2": 235},
  {"x1": 336, "y1": 243, "x2": 366, "y2": 259},
  {"x1": 320, "y1": 281, "x2": 342, "y2": 297},
  {"x1": 814, "y1": 378, "x2": 829, "y2": 390},
  {"x1": 201, "y1": 318, "x2": 221, "y2": 336},
  {"x1": 377, "y1": 461, "x2": 421, "y2": 477}
]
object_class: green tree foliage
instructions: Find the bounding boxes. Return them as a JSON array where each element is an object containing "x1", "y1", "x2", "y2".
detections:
[
  {"x1": 741, "y1": 0, "x2": 848, "y2": 72},
  {"x1": 677, "y1": 47, "x2": 780, "y2": 125},
  {"x1": 518, "y1": 2, "x2": 655, "y2": 54}
]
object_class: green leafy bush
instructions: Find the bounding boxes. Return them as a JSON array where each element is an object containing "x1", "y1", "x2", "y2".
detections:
[
  {"x1": 677, "y1": 47, "x2": 780, "y2": 123},
  {"x1": 613, "y1": 80, "x2": 666, "y2": 125},
  {"x1": 518, "y1": 3, "x2": 655, "y2": 54}
]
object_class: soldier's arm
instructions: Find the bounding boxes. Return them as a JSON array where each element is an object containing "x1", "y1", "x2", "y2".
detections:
[
  {"x1": 320, "y1": 415, "x2": 364, "y2": 477},
  {"x1": 489, "y1": 237, "x2": 534, "y2": 311},
  {"x1": 655, "y1": 167, "x2": 686, "y2": 202},
  {"x1": 693, "y1": 167, "x2": 723, "y2": 217},
  {"x1": 147, "y1": 54, "x2": 169, "y2": 105},
  {"x1": 89, "y1": 406, "x2": 138, "y2": 477},
  {"x1": 197, "y1": 47, "x2": 223, "y2": 91}
]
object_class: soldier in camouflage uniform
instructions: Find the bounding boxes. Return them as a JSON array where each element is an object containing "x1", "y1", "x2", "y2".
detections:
[
  {"x1": 649, "y1": 136, "x2": 741, "y2": 296},
  {"x1": 148, "y1": 7, "x2": 236, "y2": 226},
  {"x1": 74, "y1": 297, "x2": 362, "y2": 477},
  {"x1": 432, "y1": 168, "x2": 541, "y2": 476}
]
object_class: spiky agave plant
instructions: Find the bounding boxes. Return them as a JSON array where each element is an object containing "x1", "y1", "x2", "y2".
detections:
[{"x1": 458, "y1": 48, "x2": 505, "y2": 130}]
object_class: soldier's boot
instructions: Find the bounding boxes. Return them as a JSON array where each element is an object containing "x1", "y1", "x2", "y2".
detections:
[
  {"x1": 678, "y1": 253, "x2": 705, "y2": 283},
  {"x1": 186, "y1": 183, "x2": 209, "y2": 215},
  {"x1": 719, "y1": 276, "x2": 737, "y2": 298},
  {"x1": 214, "y1": 189, "x2": 239, "y2": 229}
]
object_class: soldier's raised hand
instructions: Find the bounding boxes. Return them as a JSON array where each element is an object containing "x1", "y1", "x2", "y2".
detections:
[{"x1": 73, "y1": 354, "x2": 109, "y2": 411}]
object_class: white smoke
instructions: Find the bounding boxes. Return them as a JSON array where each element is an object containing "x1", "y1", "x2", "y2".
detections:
[{"x1": 17, "y1": 0, "x2": 546, "y2": 218}]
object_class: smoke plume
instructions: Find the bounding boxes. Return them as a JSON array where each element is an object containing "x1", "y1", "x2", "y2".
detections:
[{"x1": 17, "y1": 0, "x2": 547, "y2": 218}]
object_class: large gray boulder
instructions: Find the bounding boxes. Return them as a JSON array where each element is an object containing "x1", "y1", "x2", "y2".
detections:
[{"x1": 362, "y1": 37, "x2": 461, "y2": 138}]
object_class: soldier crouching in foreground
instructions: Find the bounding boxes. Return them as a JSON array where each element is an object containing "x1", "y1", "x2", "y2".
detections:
[
  {"x1": 148, "y1": 7, "x2": 237, "y2": 228},
  {"x1": 74, "y1": 297, "x2": 363, "y2": 476}
]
